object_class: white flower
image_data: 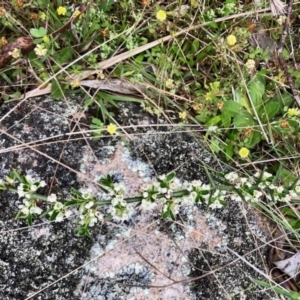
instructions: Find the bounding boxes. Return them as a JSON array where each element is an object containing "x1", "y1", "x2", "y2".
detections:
[
  {"x1": 20, "y1": 206, "x2": 29, "y2": 215},
  {"x1": 5, "y1": 176, "x2": 15, "y2": 185},
  {"x1": 246, "y1": 182, "x2": 252, "y2": 188},
  {"x1": 89, "y1": 217, "x2": 98, "y2": 227},
  {"x1": 158, "y1": 174, "x2": 166, "y2": 181},
  {"x1": 262, "y1": 172, "x2": 273, "y2": 180},
  {"x1": 120, "y1": 199, "x2": 127, "y2": 207},
  {"x1": 30, "y1": 206, "x2": 42, "y2": 215},
  {"x1": 225, "y1": 172, "x2": 238, "y2": 182},
  {"x1": 111, "y1": 194, "x2": 124, "y2": 206},
  {"x1": 269, "y1": 184, "x2": 276, "y2": 190},
  {"x1": 30, "y1": 184, "x2": 38, "y2": 192},
  {"x1": 281, "y1": 194, "x2": 291, "y2": 202},
  {"x1": 17, "y1": 188, "x2": 26, "y2": 198},
  {"x1": 84, "y1": 201, "x2": 94, "y2": 209},
  {"x1": 295, "y1": 186, "x2": 300, "y2": 194},
  {"x1": 64, "y1": 210, "x2": 73, "y2": 218},
  {"x1": 210, "y1": 200, "x2": 223, "y2": 209},
  {"x1": 253, "y1": 190, "x2": 263, "y2": 199},
  {"x1": 47, "y1": 193, "x2": 57, "y2": 203},
  {"x1": 159, "y1": 187, "x2": 168, "y2": 194},
  {"x1": 108, "y1": 206, "x2": 116, "y2": 215},
  {"x1": 54, "y1": 202, "x2": 64, "y2": 210},
  {"x1": 55, "y1": 212, "x2": 64, "y2": 222},
  {"x1": 95, "y1": 211, "x2": 103, "y2": 220},
  {"x1": 80, "y1": 188, "x2": 92, "y2": 199},
  {"x1": 114, "y1": 182, "x2": 126, "y2": 193},
  {"x1": 39, "y1": 180, "x2": 46, "y2": 187},
  {"x1": 207, "y1": 126, "x2": 218, "y2": 132},
  {"x1": 34, "y1": 44, "x2": 48, "y2": 57},
  {"x1": 240, "y1": 177, "x2": 248, "y2": 184},
  {"x1": 276, "y1": 186, "x2": 284, "y2": 194},
  {"x1": 192, "y1": 180, "x2": 202, "y2": 188}
]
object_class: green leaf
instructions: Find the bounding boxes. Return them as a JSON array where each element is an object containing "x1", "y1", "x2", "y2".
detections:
[
  {"x1": 221, "y1": 110, "x2": 231, "y2": 128},
  {"x1": 30, "y1": 27, "x2": 46, "y2": 38},
  {"x1": 223, "y1": 101, "x2": 243, "y2": 116},
  {"x1": 210, "y1": 139, "x2": 221, "y2": 153},
  {"x1": 90, "y1": 118, "x2": 103, "y2": 127},
  {"x1": 244, "y1": 131, "x2": 262, "y2": 148},
  {"x1": 166, "y1": 172, "x2": 175, "y2": 182},
  {"x1": 192, "y1": 39, "x2": 200, "y2": 52},
  {"x1": 225, "y1": 143, "x2": 234, "y2": 160},
  {"x1": 283, "y1": 48, "x2": 289, "y2": 60},
  {"x1": 195, "y1": 113, "x2": 210, "y2": 123},
  {"x1": 83, "y1": 98, "x2": 95, "y2": 108},
  {"x1": 271, "y1": 92, "x2": 293, "y2": 111},
  {"x1": 98, "y1": 0, "x2": 114, "y2": 12},
  {"x1": 259, "y1": 102, "x2": 279, "y2": 122},
  {"x1": 233, "y1": 88, "x2": 252, "y2": 114},
  {"x1": 248, "y1": 75, "x2": 265, "y2": 109},
  {"x1": 51, "y1": 80, "x2": 64, "y2": 100},
  {"x1": 50, "y1": 210, "x2": 59, "y2": 221},
  {"x1": 64, "y1": 200, "x2": 79, "y2": 206},
  {"x1": 233, "y1": 111, "x2": 255, "y2": 128},
  {"x1": 57, "y1": 46, "x2": 73, "y2": 64},
  {"x1": 27, "y1": 214, "x2": 32, "y2": 226},
  {"x1": 206, "y1": 115, "x2": 221, "y2": 126}
]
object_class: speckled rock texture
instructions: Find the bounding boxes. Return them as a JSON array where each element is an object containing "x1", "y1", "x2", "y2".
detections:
[{"x1": 0, "y1": 94, "x2": 276, "y2": 299}]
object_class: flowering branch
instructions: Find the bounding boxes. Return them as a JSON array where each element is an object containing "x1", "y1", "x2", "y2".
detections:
[{"x1": 1, "y1": 169, "x2": 299, "y2": 236}]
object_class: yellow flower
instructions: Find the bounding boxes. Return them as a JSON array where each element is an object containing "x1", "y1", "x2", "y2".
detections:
[
  {"x1": 97, "y1": 70, "x2": 105, "y2": 79},
  {"x1": 165, "y1": 78, "x2": 174, "y2": 89},
  {"x1": 107, "y1": 123, "x2": 117, "y2": 135},
  {"x1": 39, "y1": 12, "x2": 46, "y2": 20},
  {"x1": 156, "y1": 10, "x2": 167, "y2": 21},
  {"x1": 0, "y1": 7, "x2": 7, "y2": 16},
  {"x1": 42, "y1": 35, "x2": 50, "y2": 44},
  {"x1": 0, "y1": 36, "x2": 8, "y2": 47},
  {"x1": 179, "y1": 111, "x2": 187, "y2": 120},
  {"x1": 239, "y1": 147, "x2": 250, "y2": 158},
  {"x1": 287, "y1": 108, "x2": 300, "y2": 117},
  {"x1": 245, "y1": 59, "x2": 255, "y2": 70},
  {"x1": 205, "y1": 91, "x2": 213, "y2": 101},
  {"x1": 57, "y1": 6, "x2": 67, "y2": 16},
  {"x1": 227, "y1": 34, "x2": 237, "y2": 46},
  {"x1": 34, "y1": 44, "x2": 47, "y2": 57},
  {"x1": 8, "y1": 48, "x2": 21, "y2": 58},
  {"x1": 70, "y1": 79, "x2": 80, "y2": 88},
  {"x1": 72, "y1": 10, "x2": 81, "y2": 18}
]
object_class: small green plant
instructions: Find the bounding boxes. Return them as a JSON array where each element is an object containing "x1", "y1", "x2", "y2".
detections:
[{"x1": 196, "y1": 72, "x2": 297, "y2": 161}]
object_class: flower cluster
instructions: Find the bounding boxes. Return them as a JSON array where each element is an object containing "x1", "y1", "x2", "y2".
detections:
[
  {"x1": 106, "y1": 182, "x2": 133, "y2": 221},
  {"x1": 139, "y1": 174, "x2": 222, "y2": 219},
  {"x1": 2, "y1": 167, "x2": 300, "y2": 236},
  {"x1": 67, "y1": 188, "x2": 103, "y2": 234},
  {"x1": 224, "y1": 171, "x2": 300, "y2": 204},
  {"x1": 46, "y1": 193, "x2": 73, "y2": 223},
  {"x1": 16, "y1": 174, "x2": 46, "y2": 198}
]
